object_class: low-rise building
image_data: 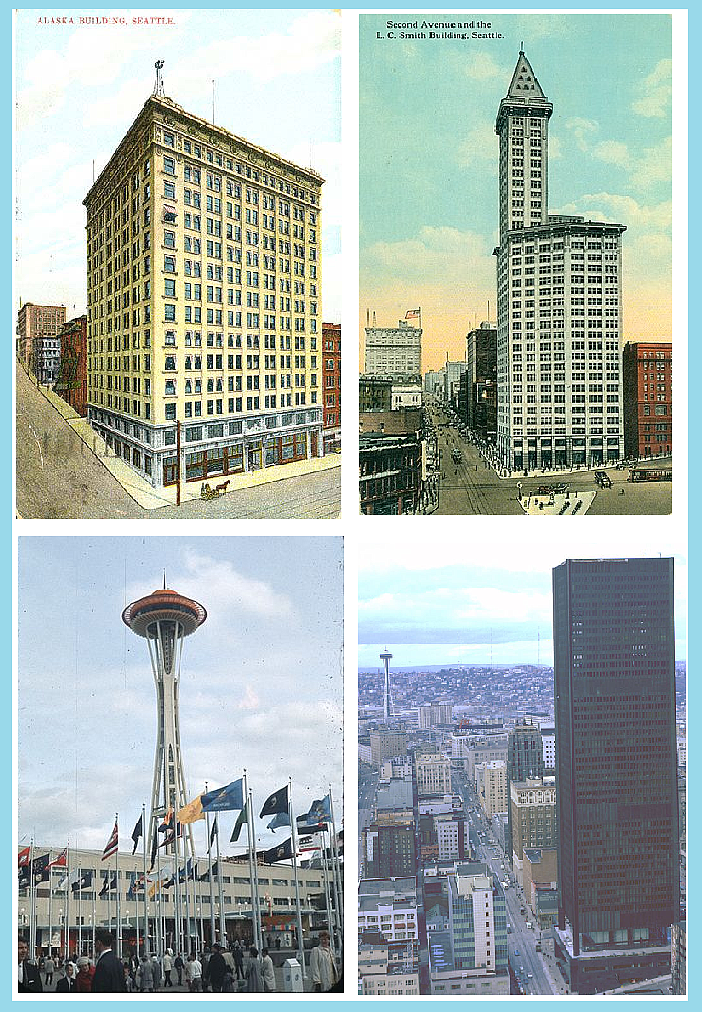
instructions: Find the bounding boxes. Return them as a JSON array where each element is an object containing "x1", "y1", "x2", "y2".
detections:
[
  {"x1": 54, "y1": 315, "x2": 89, "y2": 416},
  {"x1": 322, "y1": 322, "x2": 341, "y2": 452},
  {"x1": 358, "y1": 877, "x2": 418, "y2": 943},
  {"x1": 359, "y1": 431, "x2": 423, "y2": 515},
  {"x1": 622, "y1": 341, "x2": 672, "y2": 459}
]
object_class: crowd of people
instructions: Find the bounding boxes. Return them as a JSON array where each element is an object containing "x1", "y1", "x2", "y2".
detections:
[{"x1": 19, "y1": 928, "x2": 341, "y2": 994}]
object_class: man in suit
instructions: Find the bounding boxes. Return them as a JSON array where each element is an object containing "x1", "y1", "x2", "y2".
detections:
[
  {"x1": 17, "y1": 937, "x2": 42, "y2": 992},
  {"x1": 91, "y1": 928, "x2": 126, "y2": 993}
]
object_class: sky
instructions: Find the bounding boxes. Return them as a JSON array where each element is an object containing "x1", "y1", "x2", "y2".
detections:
[
  {"x1": 14, "y1": 8, "x2": 341, "y2": 321},
  {"x1": 17, "y1": 536, "x2": 343, "y2": 857},
  {"x1": 358, "y1": 524, "x2": 687, "y2": 668},
  {"x1": 359, "y1": 11, "x2": 676, "y2": 372}
]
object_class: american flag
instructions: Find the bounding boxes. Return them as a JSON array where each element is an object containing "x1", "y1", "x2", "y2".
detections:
[
  {"x1": 405, "y1": 308, "x2": 420, "y2": 319},
  {"x1": 102, "y1": 820, "x2": 119, "y2": 861}
]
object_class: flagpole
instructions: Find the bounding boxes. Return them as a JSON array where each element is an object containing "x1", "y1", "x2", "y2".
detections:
[
  {"x1": 320, "y1": 831, "x2": 333, "y2": 947},
  {"x1": 155, "y1": 845, "x2": 163, "y2": 956},
  {"x1": 173, "y1": 811, "x2": 183, "y2": 957},
  {"x1": 142, "y1": 804, "x2": 148, "y2": 955},
  {"x1": 212, "y1": 817, "x2": 225, "y2": 945},
  {"x1": 48, "y1": 849, "x2": 53, "y2": 958},
  {"x1": 288, "y1": 778, "x2": 306, "y2": 978},
  {"x1": 328, "y1": 827, "x2": 342, "y2": 951},
  {"x1": 65, "y1": 843, "x2": 71, "y2": 960},
  {"x1": 29, "y1": 837, "x2": 36, "y2": 959},
  {"x1": 246, "y1": 780, "x2": 262, "y2": 950},
  {"x1": 92, "y1": 877, "x2": 96, "y2": 957},
  {"x1": 78, "y1": 858, "x2": 83, "y2": 957},
  {"x1": 329, "y1": 785, "x2": 344, "y2": 934},
  {"x1": 184, "y1": 857, "x2": 192, "y2": 956},
  {"x1": 242, "y1": 772, "x2": 257, "y2": 949},
  {"x1": 115, "y1": 814, "x2": 122, "y2": 958},
  {"x1": 204, "y1": 785, "x2": 216, "y2": 947}
]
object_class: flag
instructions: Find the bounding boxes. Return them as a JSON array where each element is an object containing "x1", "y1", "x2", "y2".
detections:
[
  {"x1": 306, "y1": 795, "x2": 332, "y2": 823},
  {"x1": 18, "y1": 865, "x2": 30, "y2": 889},
  {"x1": 57, "y1": 870, "x2": 81, "y2": 892},
  {"x1": 131, "y1": 815, "x2": 143, "y2": 855},
  {"x1": 267, "y1": 812, "x2": 291, "y2": 832},
  {"x1": 405, "y1": 308, "x2": 420, "y2": 319},
  {"x1": 260, "y1": 837, "x2": 294, "y2": 864},
  {"x1": 18, "y1": 847, "x2": 30, "y2": 868},
  {"x1": 149, "y1": 830, "x2": 158, "y2": 871},
  {"x1": 160, "y1": 822, "x2": 184, "y2": 849},
  {"x1": 230, "y1": 802, "x2": 248, "y2": 843},
  {"x1": 259, "y1": 785, "x2": 288, "y2": 819},
  {"x1": 99, "y1": 872, "x2": 117, "y2": 897},
  {"x1": 296, "y1": 816, "x2": 327, "y2": 835},
  {"x1": 71, "y1": 870, "x2": 93, "y2": 893},
  {"x1": 197, "y1": 860, "x2": 218, "y2": 881},
  {"x1": 158, "y1": 807, "x2": 174, "y2": 834},
  {"x1": 49, "y1": 848, "x2": 68, "y2": 868},
  {"x1": 102, "y1": 820, "x2": 118, "y2": 861},
  {"x1": 201, "y1": 779, "x2": 244, "y2": 813},
  {"x1": 177, "y1": 794, "x2": 205, "y2": 824},
  {"x1": 298, "y1": 834, "x2": 321, "y2": 853},
  {"x1": 127, "y1": 872, "x2": 137, "y2": 900},
  {"x1": 32, "y1": 852, "x2": 51, "y2": 882},
  {"x1": 210, "y1": 815, "x2": 218, "y2": 847}
]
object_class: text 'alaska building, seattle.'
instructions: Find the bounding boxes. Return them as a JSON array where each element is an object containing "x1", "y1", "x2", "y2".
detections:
[
  {"x1": 84, "y1": 91, "x2": 324, "y2": 488},
  {"x1": 495, "y1": 53, "x2": 626, "y2": 471}
]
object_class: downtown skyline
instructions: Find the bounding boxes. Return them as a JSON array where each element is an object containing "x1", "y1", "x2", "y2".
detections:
[{"x1": 360, "y1": 11, "x2": 677, "y2": 372}]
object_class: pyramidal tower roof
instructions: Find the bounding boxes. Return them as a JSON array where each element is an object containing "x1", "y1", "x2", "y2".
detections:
[{"x1": 507, "y1": 50, "x2": 546, "y2": 99}]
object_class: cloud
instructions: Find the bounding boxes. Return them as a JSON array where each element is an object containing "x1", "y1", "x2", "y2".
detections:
[
  {"x1": 565, "y1": 117, "x2": 598, "y2": 151},
  {"x1": 629, "y1": 136, "x2": 672, "y2": 190},
  {"x1": 362, "y1": 225, "x2": 493, "y2": 287},
  {"x1": 593, "y1": 140, "x2": 630, "y2": 169},
  {"x1": 456, "y1": 122, "x2": 498, "y2": 168},
  {"x1": 632, "y1": 58, "x2": 672, "y2": 118},
  {"x1": 554, "y1": 192, "x2": 671, "y2": 231},
  {"x1": 465, "y1": 52, "x2": 502, "y2": 81}
]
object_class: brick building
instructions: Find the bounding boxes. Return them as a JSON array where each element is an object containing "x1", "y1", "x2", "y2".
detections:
[
  {"x1": 622, "y1": 342, "x2": 672, "y2": 459},
  {"x1": 55, "y1": 315, "x2": 89, "y2": 416},
  {"x1": 322, "y1": 321, "x2": 341, "y2": 451}
]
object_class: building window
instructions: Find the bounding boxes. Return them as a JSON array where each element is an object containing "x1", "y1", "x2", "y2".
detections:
[
  {"x1": 165, "y1": 404, "x2": 176, "y2": 420},
  {"x1": 164, "y1": 155, "x2": 176, "y2": 175},
  {"x1": 164, "y1": 304, "x2": 176, "y2": 322}
]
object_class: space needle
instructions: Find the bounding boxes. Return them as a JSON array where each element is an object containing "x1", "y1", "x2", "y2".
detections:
[
  {"x1": 380, "y1": 648, "x2": 394, "y2": 722},
  {"x1": 122, "y1": 579, "x2": 207, "y2": 858}
]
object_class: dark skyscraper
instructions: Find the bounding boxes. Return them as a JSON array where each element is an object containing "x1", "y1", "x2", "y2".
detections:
[
  {"x1": 552, "y1": 558, "x2": 679, "y2": 993},
  {"x1": 506, "y1": 719, "x2": 544, "y2": 868}
]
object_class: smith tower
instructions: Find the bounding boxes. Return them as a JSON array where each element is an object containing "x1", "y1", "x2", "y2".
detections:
[{"x1": 495, "y1": 52, "x2": 626, "y2": 471}]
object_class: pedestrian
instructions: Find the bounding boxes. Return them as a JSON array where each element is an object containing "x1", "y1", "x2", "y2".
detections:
[
  {"x1": 206, "y1": 942, "x2": 228, "y2": 993},
  {"x1": 152, "y1": 953, "x2": 162, "y2": 992},
  {"x1": 162, "y1": 949, "x2": 173, "y2": 987},
  {"x1": 233, "y1": 939, "x2": 244, "y2": 980},
  {"x1": 136, "y1": 954, "x2": 156, "y2": 993},
  {"x1": 123, "y1": 962, "x2": 138, "y2": 993},
  {"x1": 75, "y1": 956, "x2": 94, "y2": 992},
  {"x1": 17, "y1": 936, "x2": 42, "y2": 993},
  {"x1": 55, "y1": 962, "x2": 77, "y2": 993},
  {"x1": 245, "y1": 946, "x2": 263, "y2": 992},
  {"x1": 309, "y1": 931, "x2": 339, "y2": 993},
  {"x1": 185, "y1": 953, "x2": 203, "y2": 993},
  {"x1": 91, "y1": 928, "x2": 126, "y2": 993},
  {"x1": 261, "y1": 947, "x2": 276, "y2": 992},
  {"x1": 174, "y1": 952, "x2": 185, "y2": 986},
  {"x1": 43, "y1": 954, "x2": 55, "y2": 986}
]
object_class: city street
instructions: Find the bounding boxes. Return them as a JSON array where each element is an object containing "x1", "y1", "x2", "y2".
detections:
[{"x1": 426, "y1": 400, "x2": 672, "y2": 515}]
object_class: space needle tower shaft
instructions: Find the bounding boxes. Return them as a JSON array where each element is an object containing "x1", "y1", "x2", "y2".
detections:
[
  {"x1": 122, "y1": 583, "x2": 207, "y2": 858},
  {"x1": 380, "y1": 649, "x2": 393, "y2": 722}
]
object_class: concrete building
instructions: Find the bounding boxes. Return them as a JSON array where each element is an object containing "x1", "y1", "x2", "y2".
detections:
[
  {"x1": 464, "y1": 738, "x2": 509, "y2": 785},
  {"x1": 436, "y1": 816, "x2": 470, "y2": 862},
  {"x1": 322, "y1": 321, "x2": 341, "y2": 452},
  {"x1": 55, "y1": 315, "x2": 89, "y2": 416},
  {"x1": 495, "y1": 52, "x2": 625, "y2": 470},
  {"x1": 18, "y1": 846, "x2": 329, "y2": 957},
  {"x1": 443, "y1": 360, "x2": 467, "y2": 406},
  {"x1": 358, "y1": 877, "x2": 418, "y2": 943},
  {"x1": 553, "y1": 558, "x2": 679, "y2": 993},
  {"x1": 418, "y1": 703, "x2": 454, "y2": 729},
  {"x1": 391, "y1": 383, "x2": 422, "y2": 410},
  {"x1": 671, "y1": 921, "x2": 686, "y2": 995},
  {"x1": 364, "y1": 321, "x2": 421, "y2": 379},
  {"x1": 415, "y1": 752, "x2": 452, "y2": 797},
  {"x1": 84, "y1": 91, "x2": 325, "y2": 489},
  {"x1": 622, "y1": 341, "x2": 672, "y2": 459},
  {"x1": 506, "y1": 720, "x2": 544, "y2": 870},
  {"x1": 380, "y1": 757, "x2": 413, "y2": 781},
  {"x1": 475, "y1": 761, "x2": 508, "y2": 816},
  {"x1": 424, "y1": 369, "x2": 444, "y2": 396},
  {"x1": 363, "y1": 823, "x2": 416, "y2": 879},
  {"x1": 359, "y1": 938, "x2": 420, "y2": 995},
  {"x1": 369, "y1": 730, "x2": 408, "y2": 766},
  {"x1": 16, "y1": 302, "x2": 66, "y2": 371},
  {"x1": 510, "y1": 779, "x2": 556, "y2": 884},
  {"x1": 465, "y1": 322, "x2": 497, "y2": 441},
  {"x1": 522, "y1": 848, "x2": 558, "y2": 927},
  {"x1": 33, "y1": 334, "x2": 62, "y2": 385}
]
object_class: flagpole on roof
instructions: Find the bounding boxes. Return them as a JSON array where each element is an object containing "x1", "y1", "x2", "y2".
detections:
[{"x1": 288, "y1": 778, "x2": 306, "y2": 979}]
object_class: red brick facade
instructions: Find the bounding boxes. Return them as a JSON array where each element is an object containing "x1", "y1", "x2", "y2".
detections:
[
  {"x1": 55, "y1": 316, "x2": 88, "y2": 416},
  {"x1": 623, "y1": 342, "x2": 672, "y2": 459},
  {"x1": 322, "y1": 321, "x2": 341, "y2": 451}
]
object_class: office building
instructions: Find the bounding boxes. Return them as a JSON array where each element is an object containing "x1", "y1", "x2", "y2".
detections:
[
  {"x1": 363, "y1": 823, "x2": 416, "y2": 879},
  {"x1": 84, "y1": 90, "x2": 324, "y2": 488},
  {"x1": 33, "y1": 334, "x2": 62, "y2": 385},
  {"x1": 364, "y1": 321, "x2": 422, "y2": 379},
  {"x1": 418, "y1": 703, "x2": 454, "y2": 729},
  {"x1": 552, "y1": 558, "x2": 679, "y2": 993},
  {"x1": 369, "y1": 730, "x2": 408, "y2": 766},
  {"x1": 16, "y1": 302, "x2": 66, "y2": 371},
  {"x1": 495, "y1": 52, "x2": 625, "y2": 470},
  {"x1": 622, "y1": 342, "x2": 672, "y2": 459},
  {"x1": 358, "y1": 877, "x2": 418, "y2": 943},
  {"x1": 509, "y1": 779, "x2": 556, "y2": 884},
  {"x1": 415, "y1": 752, "x2": 452, "y2": 797},
  {"x1": 359, "y1": 431, "x2": 423, "y2": 515},
  {"x1": 506, "y1": 720, "x2": 544, "y2": 869},
  {"x1": 359, "y1": 937, "x2": 420, "y2": 995},
  {"x1": 54, "y1": 315, "x2": 88, "y2": 416},
  {"x1": 475, "y1": 761, "x2": 507, "y2": 816},
  {"x1": 322, "y1": 321, "x2": 341, "y2": 452},
  {"x1": 465, "y1": 322, "x2": 497, "y2": 440}
]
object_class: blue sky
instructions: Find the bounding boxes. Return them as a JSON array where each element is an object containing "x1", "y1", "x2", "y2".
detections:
[
  {"x1": 360, "y1": 11, "x2": 675, "y2": 370},
  {"x1": 358, "y1": 525, "x2": 687, "y2": 667},
  {"x1": 14, "y1": 9, "x2": 341, "y2": 321},
  {"x1": 17, "y1": 536, "x2": 343, "y2": 855}
]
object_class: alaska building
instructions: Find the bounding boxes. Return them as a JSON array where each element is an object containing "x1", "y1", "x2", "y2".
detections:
[
  {"x1": 495, "y1": 53, "x2": 625, "y2": 471},
  {"x1": 84, "y1": 89, "x2": 324, "y2": 488}
]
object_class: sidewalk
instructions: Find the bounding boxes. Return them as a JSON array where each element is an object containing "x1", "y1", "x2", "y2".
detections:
[
  {"x1": 519, "y1": 491, "x2": 596, "y2": 515},
  {"x1": 34, "y1": 381, "x2": 341, "y2": 511}
]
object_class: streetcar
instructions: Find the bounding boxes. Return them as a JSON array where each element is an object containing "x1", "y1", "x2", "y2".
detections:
[{"x1": 628, "y1": 467, "x2": 672, "y2": 482}]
